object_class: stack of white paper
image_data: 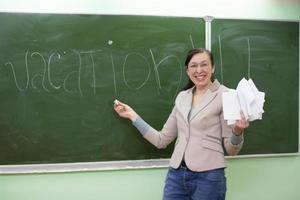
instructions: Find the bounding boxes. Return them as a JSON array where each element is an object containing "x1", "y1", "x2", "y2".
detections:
[{"x1": 222, "y1": 78, "x2": 265, "y2": 125}]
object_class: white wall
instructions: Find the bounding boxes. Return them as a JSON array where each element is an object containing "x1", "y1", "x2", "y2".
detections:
[{"x1": 0, "y1": 0, "x2": 299, "y2": 21}]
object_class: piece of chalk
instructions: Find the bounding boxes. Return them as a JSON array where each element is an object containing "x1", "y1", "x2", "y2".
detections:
[{"x1": 114, "y1": 99, "x2": 119, "y2": 105}]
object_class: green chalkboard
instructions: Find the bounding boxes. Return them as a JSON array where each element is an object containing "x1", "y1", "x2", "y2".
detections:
[
  {"x1": 211, "y1": 19, "x2": 299, "y2": 155},
  {"x1": 0, "y1": 13, "x2": 205, "y2": 164}
]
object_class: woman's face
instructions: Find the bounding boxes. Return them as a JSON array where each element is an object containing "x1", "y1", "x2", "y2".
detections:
[{"x1": 186, "y1": 52, "x2": 215, "y2": 89}]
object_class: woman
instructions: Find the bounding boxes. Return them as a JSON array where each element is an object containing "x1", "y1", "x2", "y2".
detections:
[{"x1": 114, "y1": 48, "x2": 249, "y2": 200}]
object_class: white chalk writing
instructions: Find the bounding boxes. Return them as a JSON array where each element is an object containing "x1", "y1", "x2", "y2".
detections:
[{"x1": 3, "y1": 48, "x2": 184, "y2": 97}]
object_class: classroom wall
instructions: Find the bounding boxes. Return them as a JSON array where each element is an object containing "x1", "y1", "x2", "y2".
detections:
[{"x1": 0, "y1": 0, "x2": 300, "y2": 200}]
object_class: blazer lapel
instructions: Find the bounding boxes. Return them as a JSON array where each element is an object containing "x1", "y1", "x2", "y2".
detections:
[
  {"x1": 175, "y1": 88, "x2": 193, "y2": 125},
  {"x1": 189, "y1": 80, "x2": 220, "y2": 121},
  {"x1": 175, "y1": 80, "x2": 221, "y2": 124},
  {"x1": 189, "y1": 90, "x2": 217, "y2": 121}
]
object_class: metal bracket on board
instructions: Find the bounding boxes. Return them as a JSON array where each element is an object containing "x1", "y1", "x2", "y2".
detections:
[{"x1": 204, "y1": 16, "x2": 214, "y2": 51}]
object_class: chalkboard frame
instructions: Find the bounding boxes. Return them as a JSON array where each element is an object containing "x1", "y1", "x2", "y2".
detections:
[{"x1": 1, "y1": 152, "x2": 300, "y2": 174}]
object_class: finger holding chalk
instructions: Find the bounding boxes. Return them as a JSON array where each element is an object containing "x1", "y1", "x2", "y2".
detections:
[
  {"x1": 114, "y1": 99, "x2": 120, "y2": 105},
  {"x1": 113, "y1": 99, "x2": 124, "y2": 110},
  {"x1": 113, "y1": 99, "x2": 138, "y2": 122}
]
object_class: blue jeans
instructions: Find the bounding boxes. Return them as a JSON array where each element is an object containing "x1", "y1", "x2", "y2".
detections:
[{"x1": 163, "y1": 167, "x2": 226, "y2": 200}]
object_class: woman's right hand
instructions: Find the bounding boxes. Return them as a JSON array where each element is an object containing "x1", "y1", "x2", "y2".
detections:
[{"x1": 113, "y1": 100, "x2": 138, "y2": 122}]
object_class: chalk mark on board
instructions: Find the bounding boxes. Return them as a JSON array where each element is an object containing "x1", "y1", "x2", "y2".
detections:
[
  {"x1": 72, "y1": 50, "x2": 83, "y2": 96},
  {"x1": 110, "y1": 53, "x2": 117, "y2": 95},
  {"x1": 4, "y1": 62, "x2": 24, "y2": 92},
  {"x1": 4, "y1": 50, "x2": 30, "y2": 92},
  {"x1": 123, "y1": 52, "x2": 151, "y2": 90},
  {"x1": 89, "y1": 52, "x2": 96, "y2": 95},
  {"x1": 149, "y1": 49, "x2": 161, "y2": 93},
  {"x1": 48, "y1": 52, "x2": 61, "y2": 90},
  {"x1": 63, "y1": 70, "x2": 78, "y2": 95},
  {"x1": 31, "y1": 51, "x2": 49, "y2": 92},
  {"x1": 108, "y1": 40, "x2": 113, "y2": 45},
  {"x1": 4, "y1": 46, "x2": 186, "y2": 97},
  {"x1": 31, "y1": 74, "x2": 42, "y2": 92},
  {"x1": 157, "y1": 54, "x2": 183, "y2": 100},
  {"x1": 218, "y1": 35, "x2": 224, "y2": 84},
  {"x1": 247, "y1": 38, "x2": 251, "y2": 79},
  {"x1": 80, "y1": 50, "x2": 103, "y2": 95},
  {"x1": 149, "y1": 49, "x2": 183, "y2": 98},
  {"x1": 189, "y1": 35, "x2": 195, "y2": 49}
]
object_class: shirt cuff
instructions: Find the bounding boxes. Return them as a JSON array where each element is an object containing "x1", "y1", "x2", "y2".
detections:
[
  {"x1": 230, "y1": 132, "x2": 244, "y2": 145},
  {"x1": 132, "y1": 116, "x2": 150, "y2": 135}
]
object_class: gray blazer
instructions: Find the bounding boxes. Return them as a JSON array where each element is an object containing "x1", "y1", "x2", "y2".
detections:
[{"x1": 143, "y1": 80, "x2": 243, "y2": 172}]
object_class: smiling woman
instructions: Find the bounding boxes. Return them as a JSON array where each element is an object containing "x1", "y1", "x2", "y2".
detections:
[
  {"x1": 186, "y1": 48, "x2": 215, "y2": 91},
  {"x1": 114, "y1": 48, "x2": 249, "y2": 200}
]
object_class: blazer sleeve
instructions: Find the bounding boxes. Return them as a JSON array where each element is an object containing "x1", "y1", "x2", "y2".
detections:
[{"x1": 142, "y1": 106, "x2": 178, "y2": 149}]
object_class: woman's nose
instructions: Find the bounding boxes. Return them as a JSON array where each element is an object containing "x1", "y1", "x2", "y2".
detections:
[{"x1": 196, "y1": 65, "x2": 202, "y2": 72}]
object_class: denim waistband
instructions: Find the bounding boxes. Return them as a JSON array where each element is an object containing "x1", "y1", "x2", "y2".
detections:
[{"x1": 179, "y1": 160, "x2": 225, "y2": 172}]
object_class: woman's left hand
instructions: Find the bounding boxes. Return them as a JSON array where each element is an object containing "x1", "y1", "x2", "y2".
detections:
[{"x1": 232, "y1": 111, "x2": 249, "y2": 136}]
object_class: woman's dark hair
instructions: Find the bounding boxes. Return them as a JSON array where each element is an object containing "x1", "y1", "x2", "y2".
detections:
[{"x1": 182, "y1": 48, "x2": 215, "y2": 91}]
